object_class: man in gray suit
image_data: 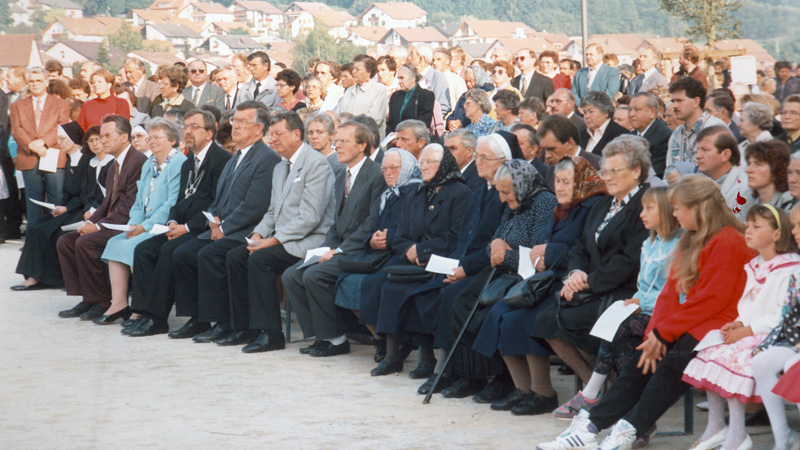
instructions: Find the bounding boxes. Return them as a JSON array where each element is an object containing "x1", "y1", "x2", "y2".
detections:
[
  {"x1": 237, "y1": 51, "x2": 279, "y2": 109},
  {"x1": 571, "y1": 44, "x2": 621, "y2": 102},
  {"x1": 410, "y1": 44, "x2": 451, "y2": 118},
  {"x1": 225, "y1": 112, "x2": 336, "y2": 352},
  {"x1": 169, "y1": 101, "x2": 281, "y2": 342},
  {"x1": 628, "y1": 47, "x2": 668, "y2": 96},
  {"x1": 184, "y1": 60, "x2": 226, "y2": 112},
  {"x1": 123, "y1": 58, "x2": 160, "y2": 114},
  {"x1": 282, "y1": 121, "x2": 387, "y2": 357}
]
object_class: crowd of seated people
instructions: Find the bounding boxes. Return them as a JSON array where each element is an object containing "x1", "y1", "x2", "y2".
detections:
[{"x1": 4, "y1": 45, "x2": 800, "y2": 450}]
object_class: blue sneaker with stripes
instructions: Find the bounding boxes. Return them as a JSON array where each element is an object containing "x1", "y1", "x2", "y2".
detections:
[{"x1": 537, "y1": 410, "x2": 598, "y2": 450}]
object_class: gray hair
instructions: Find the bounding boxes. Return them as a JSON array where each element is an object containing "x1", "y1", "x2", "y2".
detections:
[
  {"x1": 422, "y1": 143, "x2": 444, "y2": 161},
  {"x1": 217, "y1": 64, "x2": 238, "y2": 77},
  {"x1": 579, "y1": 91, "x2": 615, "y2": 118},
  {"x1": 26, "y1": 66, "x2": 45, "y2": 78},
  {"x1": 415, "y1": 44, "x2": 433, "y2": 64},
  {"x1": 742, "y1": 102, "x2": 773, "y2": 131},
  {"x1": 146, "y1": 117, "x2": 181, "y2": 147},
  {"x1": 632, "y1": 92, "x2": 660, "y2": 111},
  {"x1": 305, "y1": 112, "x2": 335, "y2": 136},
  {"x1": 554, "y1": 157, "x2": 575, "y2": 173},
  {"x1": 493, "y1": 163, "x2": 512, "y2": 182},
  {"x1": 124, "y1": 58, "x2": 146, "y2": 70},
  {"x1": 465, "y1": 89, "x2": 492, "y2": 114},
  {"x1": 601, "y1": 135, "x2": 651, "y2": 183},
  {"x1": 396, "y1": 119, "x2": 429, "y2": 144},
  {"x1": 447, "y1": 128, "x2": 477, "y2": 151},
  {"x1": 509, "y1": 123, "x2": 538, "y2": 147},
  {"x1": 388, "y1": 45, "x2": 408, "y2": 58}
]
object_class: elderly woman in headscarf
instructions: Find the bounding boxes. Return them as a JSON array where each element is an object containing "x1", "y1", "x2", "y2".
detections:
[
  {"x1": 335, "y1": 148, "x2": 422, "y2": 321},
  {"x1": 131, "y1": 125, "x2": 151, "y2": 157},
  {"x1": 472, "y1": 155, "x2": 608, "y2": 415},
  {"x1": 359, "y1": 144, "x2": 473, "y2": 377},
  {"x1": 438, "y1": 160, "x2": 558, "y2": 400},
  {"x1": 448, "y1": 65, "x2": 494, "y2": 132}
]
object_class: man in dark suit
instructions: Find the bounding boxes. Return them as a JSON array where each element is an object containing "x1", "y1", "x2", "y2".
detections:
[
  {"x1": 628, "y1": 93, "x2": 674, "y2": 178},
  {"x1": 547, "y1": 88, "x2": 585, "y2": 132},
  {"x1": 445, "y1": 129, "x2": 483, "y2": 191},
  {"x1": 538, "y1": 115, "x2": 601, "y2": 189},
  {"x1": 282, "y1": 121, "x2": 387, "y2": 357},
  {"x1": 572, "y1": 44, "x2": 621, "y2": 102},
  {"x1": 183, "y1": 60, "x2": 227, "y2": 112},
  {"x1": 168, "y1": 101, "x2": 281, "y2": 342},
  {"x1": 512, "y1": 49, "x2": 555, "y2": 103},
  {"x1": 579, "y1": 91, "x2": 629, "y2": 156},
  {"x1": 124, "y1": 110, "x2": 232, "y2": 336},
  {"x1": 225, "y1": 112, "x2": 336, "y2": 352},
  {"x1": 57, "y1": 115, "x2": 148, "y2": 320}
]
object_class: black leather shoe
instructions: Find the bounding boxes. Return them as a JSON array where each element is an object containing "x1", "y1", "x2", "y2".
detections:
[
  {"x1": 371, "y1": 359, "x2": 403, "y2": 376},
  {"x1": 491, "y1": 388, "x2": 529, "y2": 411},
  {"x1": 408, "y1": 362, "x2": 434, "y2": 380},
  {"x1": 79, "y1": 304, "x2": 106, "y2": 321},
  {"x1": 215, "y1": 329, "x2": 259, "y2": 346},
  {"x1": 473, "y1": 376, "x2": 515, "y2": 403},
  {"x1": 441, "y1": 378, "x2": 485, "y2": 399},
  {"x1": 121, "y1": 317, "x2": 144, "y2": 335},
  {"x1": 373, "y1": 339, "x2": 386, "y2": 362},
  {"x1": 11, "y1": 283, "x2": 48, "y2": 291},
  {"x1": 168, "y1": 318, "x2": 211, "y2": 339},
  {"x1": 92, "y1": 307, "x2": 132, "y2": 325},
  {"x1": 299, "y1": 341, "x2": 321, "y2": 354},
  {"x1": 127, "y1": 317, "x2": 169, "y2": 337},
  {"x1": 417, "y1": 373, "x2": 456, "y2": 395},
  {"x1": 310, "y1": 340, "x2": 350, "y2": 357},
  {"x1": 242, "y1": 331, "x2": 286, "y2": 353},
  {"x1": 58, "y1": 302, "x2": 92, "y2": 318},
  {"x1": 121, "y1": 318, "x2": 138, "y2": 327},
  {"x1": 192, "y1": 323, "x2": 231, "y2": 343},
  {"x1": 511, "y1": 392, "x2": 559, "y2": 416}
]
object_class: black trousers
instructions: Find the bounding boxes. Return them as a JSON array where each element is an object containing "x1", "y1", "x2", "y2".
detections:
[
  {"x1": 131, "y1": 231, "x2": 199, "y2": 319},
  {"x1": 2, "y1": 156, "x2": 23, "y2": 237},
  {"x1": 226, "y1": 244, "x2": 299, "y2": 331},
  {"x1": 588, "y1": 333, "x2": 699, "y2": 435},
  {"x1": 173, "y1": 237, "x2": 244, "y2": 323}
]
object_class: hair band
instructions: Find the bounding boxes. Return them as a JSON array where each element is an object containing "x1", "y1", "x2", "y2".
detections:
[{"x1": 763, "y1": 204, "x2": 781, "y2": 229}]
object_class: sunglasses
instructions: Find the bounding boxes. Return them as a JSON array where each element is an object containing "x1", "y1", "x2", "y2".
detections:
[
  {"x1": 492, "y1": 69, "x2": 506, "y2": 75},
  {"x1": 516, "y1": 56, "x2": 527, "y2": 61},
  {"x1": 190, "y1": 69, "x2": 206, "y2": 74}
]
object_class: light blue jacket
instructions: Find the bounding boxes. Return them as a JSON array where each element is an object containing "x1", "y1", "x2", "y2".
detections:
[
  {"x1": 634, "y1": 234, "x2": 679, "y2": 315},
  {"x1": 128, "y1": 149, "x2": 186, "y2": 231}
]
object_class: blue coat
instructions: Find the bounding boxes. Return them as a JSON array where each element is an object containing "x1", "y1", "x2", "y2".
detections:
[
  {"x1": 539, "y1": 195, "x2": 606, "y2": 281},
  {"x1": 572, "y1": 63, "x2": 621, "y2": 101}
]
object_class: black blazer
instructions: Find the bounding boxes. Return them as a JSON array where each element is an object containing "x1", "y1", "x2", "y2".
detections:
[
  {"x1": 540, "y1": 195, "x2": 606, "y2": 281},
  {"x1": 461, "y1": 161, "x2": 484, "y2": 192},
  {"x1": 386, "y1": 86, "x2": 435, "y2": 134},
  {"x1": 324, "y1": 157, "x2": 387, "y2": 253},
  {"x1": 567, "y1": 185, "x2": 650, "y2": 300},
  {"x1": 581, "y1": 120, "x2": 630, "y2": 156},
  {"x1": 361, "y1": 183, "x2": 417, "y2": 251},
  {"x1": 511, "y1": 72, "x2": 555, "y2": 102},
  {"x1": 391, "y1": 179, "x2": 472, "y2": 264},
  {"x1": 168, "y1": 142, "x2": 232, "y2": 232},
  {"x1": 629, "y1": 118, "x2": 671, "y2": 178},
  {"x1": 62, "y1": 153, "x2": 104, "y2": 214},
  {"x1": 450, "y1": 185, "x2": 504, "y2": 275}
]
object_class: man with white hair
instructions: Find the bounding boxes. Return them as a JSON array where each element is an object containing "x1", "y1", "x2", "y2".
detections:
[
  {"x1": 628, "y1": 47, "x2": 667, "y2": 95},
  {"x1": 409, "y1": 44, "x2": 451, "y2": 117},
  {"x1": 215, "y1": 65, "x2": 240, "y2": 112},
  {"x1": 123, "y1": 58, "x2": 159, "y2": 113},
  {"x1": 433, "y1": 47, "x2": 467, "y2": 113}
]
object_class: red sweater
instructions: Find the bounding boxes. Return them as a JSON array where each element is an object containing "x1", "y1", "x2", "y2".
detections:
[
  {"x1": 647, "y1": 226, "x2": 756, "y2": 344},
  {"x1": 77, "y1": 95, "x2": 130, "y2": 131},
  {"x1": 553, "y1": 73, "x2": 572, "y2": 90}
]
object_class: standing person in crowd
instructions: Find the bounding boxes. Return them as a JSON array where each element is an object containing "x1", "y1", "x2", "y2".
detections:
[
  {"x1": 628, "y1": 47, "x2": 667, "y2": 96},
  {"x1": 10, "y1": 66, "x2": 70, "y2": 226},
  {"x1": 463, "y1": 89, "x2": 497, "y2": 138},
  {"x1": 518, "y1": 98, "x2": 547, "y2": 130},
  {"x1": 572, "y1": 44, "x2": 621, "y2": 102},
  {"x1": 739, "y1": 101, "x2": 776, "y2": 155},
  {"x1": 225, "y1": 112, "x2": 335, "y2": 352},
  {"x1": 670, "y1": 45, "x2": 709, "y2": 89},
  {"x1": 667, "y1": 76, "x2": 726, "y2": 166},
  {"x1": 547, "y1": 88, "x2": 585, "y2": 132},
  {"x1": 409, "y1": 44, "x2": 451, "y2": 118},
  {"x1": 777, "y1": 94, "x2": 800, "y2": 153},
  {"x1": 168, "y1": 102, "x2": 280, "y2": 342},
  {"x1": 301, "y1": 75, "x2": 328, "y2": 112},
  {"x1": 78, "y1": 68, "x2": 129, "y2": 131},
  {"x1": 444, "y1": 129, "x2": 483, "y2": 192},
  {"x1": 183, "y1": 60, "x2": 226, "y2": 112},
  {"x1": 433, "y1": 47, "x2": 467, "y2": 112},
  {"x1": 683, "y1": 205, "x2": 798, "y2": 450},
  {"x1": 539, "y1": 175, "x2": 755, "y2": 450},
  {"x1": 694, "y1": 126, "x2": 751, "y2": 219},
  {"x1": 628, "y1": 92, "x2": 672, "y2": 177},
  {"x1": 216, "y1": 65, "x2": 240, "y2": 112},
  {"x1": 337, "y1": 56, "x2": 388, "y2": 139},
  {"x1": 705, "y1": 91, "x2": 745, "y2": 143},
  {"x1": 513, "y1": 49, "x2": 555, "y2": 103},
  {"x1": 275, "y1": 69, "x2": 306, "y2": 112},
  {"x1": 124, "y1": 58, "x2": 160, "y2": 114},
  {"x1": 125, "y1": 110, "x2": 231, "y2": 337},
  {"x1": 314, "y1": 61, "x2": 344, "y2": 108},
  {"x1": 539, "y1": 51, "x2": 571, "y2": 91},
  {"x1": 386, "y1": 64, "x2": 434, "y2": 135},
  {"x1": 241, "y1": 51, "x2": 279, "y2": 108},
  {"x1": 305, "y1": 112, "x2": 345, "y2": 181},
  {"x1": 231, "y1": 53, "x2": 252, "y2": 89},
  {"x1": 489, "y1": 61, "x2": 521, "y2": 99},
  {"x1": 774, "y1": 61, "x2": 800, "y2": 103},
  {"x1": 449, "y1": 47, "x2": 467, "y2": 78},
  {"x1": 376, "y1": 55, "x2": 399, "y2": 98},
  {"x1": 745, "y1": 140, "x2": 794, "y2": 211},
  {"x1": 281, "y1": 121, "x2": 386, "y2": 358},
  {"x1": 580, "y1": 92, "x2": 629, "y2": 156},
  {"x1": 56, "y1": 115, "x2": 148, "y2": 320},
  {"x1": 447, "y1": 65, "x2": 492, "y2": 132},
  {"x1": 150, "y1": 66, "x2": 195, "y2": 118},
  {"x1": 96, "y1": 118, "x2": 186, "y2": 325},
  {"x1": 491, "y1": 90, "x2": 521, "y2": 133}
]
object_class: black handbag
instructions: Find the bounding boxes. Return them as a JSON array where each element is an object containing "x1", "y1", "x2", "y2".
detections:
[
  {"x1": 338, "y1": 250, "x2": 392, "y2": 274},
  {"x1": 477, "y1": 272, "x2": 522, "y2": 306},
  {"x1": 383, "y1": 264, "x2": 435, "y2": 283},
  {"x1": 504, "y1": 247, "x2": 569, "y2": 310}
]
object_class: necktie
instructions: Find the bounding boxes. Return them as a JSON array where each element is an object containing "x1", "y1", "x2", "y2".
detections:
[
  {"x1": 34, "y1": 99, "x2": 42, "y2": 129},
  {"x1": 194, "y1": 155, "x2": 201, "y2": 174},
  {"x1": 284, "y1": 160, "x2": 292, "y2": 183},
  {"x1": 192, "y1": 87, "x2": 200, "y2": 105},
  {"x1": 225, "y1": 94, "x2": 231, "y2": 110},
  {"x1": 253, "y1": 82, "x2": 261, "y2": 99},
  {"x1": 110, "y1": 161, "x2": 120, "y2": 204},
  {"x1": 344, "y1": 169, "x2": 351, "y2": 197},
  {"x1": 520, "y1": 75, "x2": 527, "y2": 94}
]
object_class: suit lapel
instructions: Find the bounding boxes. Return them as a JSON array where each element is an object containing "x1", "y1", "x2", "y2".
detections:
[
  {"x1": 276, "y1": 145, "x2": 308, "y2": 217},
  {"x1": 339, "y1": 158, "x2": 372, "y2": 223}
]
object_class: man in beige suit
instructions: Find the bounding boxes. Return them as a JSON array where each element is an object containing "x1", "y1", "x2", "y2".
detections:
[{"x1": 123, "y1": 58, "x2": 160, "y2": 114}]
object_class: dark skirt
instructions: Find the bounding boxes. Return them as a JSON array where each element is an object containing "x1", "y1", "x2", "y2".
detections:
[
  {"x1": 530, "y1": 294, "x2": 610, "y2": 355},
  {"x1": 15, "y1": 210, "x2": 84, "y2": 286},
  {"x1": 472, "y1": 294, "x2": 556, "y2": 358},
  {"x1": 334, "y1": 273, "x2": 369, "y2": 310},
  {"x1": 358, "y1": 254, "x2": 404, "y2": 326},
  {"x1": 595, "y1": 313, "x2": 651, "y2": 375}
]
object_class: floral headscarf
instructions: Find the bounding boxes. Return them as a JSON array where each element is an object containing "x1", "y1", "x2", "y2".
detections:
[
  {"x1": 553, "y1": 155, "x2": 607, "y2": 222},
  {"x1": 379, "y1": 148, "x2": 422, "y2": 213},
  {"x1": 503, "y1": 159, "x2": 550, "y2": 213},
  {"x1": 419, "y1": 145, "x2": 462, "y2": 204}
]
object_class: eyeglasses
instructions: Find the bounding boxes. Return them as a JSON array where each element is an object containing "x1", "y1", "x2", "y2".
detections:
[
  {"x1": 491, "y1": 70, "x2": 506, "y2": 75},
  {"x1": 190, "y1": 69, "x2": 205, "y2": 74},
  {"x1": 231, "y1": 118, "x2": 254, "y2": 127},
  {"x1": 276, "y1": 82, "x2": 289, "y2": 88},
  {"x1": 381, "y1": 165, "x2": 401, "y2": 173},
  {"x1": 267, "y1": 130, "x2": 289, "y2": 140},
  {"x1": 183, "y1": 124, "x2": 205, "y2": 132},
  {"x1": 419, "y1": 159, "x2": 440, "y2": 167},
  {"x1": 146, "y1": 135, "x2": 169, "y2": 143},
  {"x1": 599, "y1": 167, "x2": 630, "y2": 178},
  {"x1": 515, "y1": 56, "x2": 527, "y2": 61},
  {"x1": 472, "y1": 151, "x2": 505, "y2": 162}
]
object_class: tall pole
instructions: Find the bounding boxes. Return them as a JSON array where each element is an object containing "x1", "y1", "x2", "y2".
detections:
[{"x1": 581, "y1": 0, "x2": 588, "y2": 66}]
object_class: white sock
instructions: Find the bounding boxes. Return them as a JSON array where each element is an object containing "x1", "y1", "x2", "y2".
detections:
[
  {"x1": 327, "y1": 335, "x2": 347, "y2": 346},
  {"x1": 722, "y1": 398, "x2": 748, "y2": 450},
  {"x1": 754, "y1": 347, "x2": 797, "y2": 449},
  {"x1": 702, "y1": 391, "x2": 728, "y2": 441},
  {"x1": 581, "y1": 372, "x2": 607, "y2": 400}
]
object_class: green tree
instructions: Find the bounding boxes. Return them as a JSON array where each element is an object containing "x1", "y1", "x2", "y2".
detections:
[
  {"x1": 658, "y1": 0, "x2": 745, "y2": 47},
  {"x1": 290, "y1": 22, "x2": 365, "y2": 72},
  {"x1": 32, "y1": 7, "x2": 65, "y2": 32},
  {"x1": 109, "y1": 22, "x2": 143, "y2": 53},
  {"x1": 183, "y1": 40, "x2": 192, "y2": 59},
  {"x1": 0, "y1": 1, "x2": 12, "y2": 31},
  {"x1": 96, "y1": 41, "x2": 113, "y2": 71},
  {"x1": 229, "y1": 27, "x2": 250, "y2": 36}
]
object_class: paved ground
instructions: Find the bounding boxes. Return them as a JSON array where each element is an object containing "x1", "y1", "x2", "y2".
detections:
[{"x1": 0, "y1": 239, "x2": 795, "y2": 449}]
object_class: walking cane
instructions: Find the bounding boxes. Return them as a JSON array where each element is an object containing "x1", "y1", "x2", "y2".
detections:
[{"x1": 423, "y1": 267, "x2": 498, "y2": 404}]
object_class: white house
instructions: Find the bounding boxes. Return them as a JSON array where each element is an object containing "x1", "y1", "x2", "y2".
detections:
[
  {"x1": 346, "y1": 26, "x2": 386, "y2": 48},
  {"x1": 45, "y1": 41, "x2": 127, "y2": 69},
  {"x1": 177, "y1": 1, "x2": 236, "y2": 25},
  {"x1": 15, "y1": 0, "x2": 83, "y2": 19},
  {"x1": 283, "y1": 2, "x2": 355, "y2": 39},
  {"x1": 379, "y1": 27, "x2": 448, "y2": 49},
  {"x1": 10, "y1": 4, "x2": 31, "y2": 26},
  {"x1": 41, "y1": 17, "x2": 125, "y2": 44},
  {"x1": 198, "y1": 35, "x2": 262, "y2": 57},
  {"x1": 128, "y1": 50, "x2": 184, "y2": 73},
  {"x1": 357, "y1": 2, "x2": 426, "y2": 28},
  {"x1": 230, "y1": 1, "x2": 283, "y2": 30},
  {"x1": 451, "y1": 20, "x2": 536, "y2": 44},
  {"x1": 144, "y1": 23, "x2": 205, "y2": 50}
]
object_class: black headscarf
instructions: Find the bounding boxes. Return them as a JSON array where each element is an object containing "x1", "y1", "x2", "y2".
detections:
[
  {"x1": 419, "y1": 146, "x2": 462, "y2": 204},
  {"x1": 496, "y1": 130, "x2": 526, "y2": 160},
  {"x1": 504, "y1": 159, "x2": 550, "y2": 213}
]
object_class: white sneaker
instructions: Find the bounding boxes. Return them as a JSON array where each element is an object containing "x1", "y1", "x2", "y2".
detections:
[
  {"x1": 598, "y1": 419, "x2": 637, "y2": 450},
  {"x1": 537, "y1": 410, "x2": 598, "y2": 450}
]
